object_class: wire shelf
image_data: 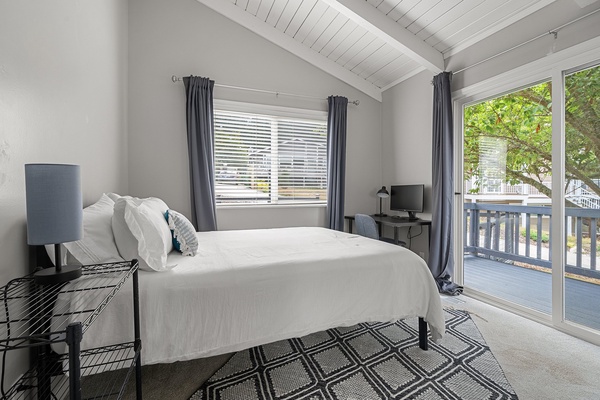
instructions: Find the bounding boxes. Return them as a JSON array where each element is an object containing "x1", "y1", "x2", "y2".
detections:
[
  {"x1": 0, "y1": 261, "x2": 138, "y2": 352},
  {"x1": 0, "y1": 260, "x2": 141, "y2": 400},
  {"x1": 3, "y1": 342, "x2": 139, "y2": 400}
]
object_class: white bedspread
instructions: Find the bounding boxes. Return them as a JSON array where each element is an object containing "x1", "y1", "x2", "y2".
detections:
[{"x1": 61, "y1": 227, "x2": 445, "y2": 365}]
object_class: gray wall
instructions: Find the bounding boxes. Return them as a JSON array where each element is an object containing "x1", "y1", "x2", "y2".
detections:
[
  {"x1": 0, "y1": 0, "x2": 128, "y2": 386},
  {"x1": 381, "y1": 71, "x2": 433, "y2": 258},
  {"x1": 127, "y1": 0, "x2": 383, "y2": 230}
]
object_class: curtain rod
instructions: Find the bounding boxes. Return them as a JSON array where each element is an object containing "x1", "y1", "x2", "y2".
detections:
[
  {"x1": 171, "y1": 75, "x2": 360, "y2": 106},
  {"x1": 453, "y1": 7, "x2": 600, "y2": 76}
]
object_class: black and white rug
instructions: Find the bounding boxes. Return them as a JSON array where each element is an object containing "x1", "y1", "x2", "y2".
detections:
[{"x1": 190, "y1": 309, "x2": 517, "y2": 399}]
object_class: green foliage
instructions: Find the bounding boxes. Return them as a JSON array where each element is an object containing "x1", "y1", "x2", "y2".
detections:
[
  {"x1": 566, "y1": 236, "x2": 576, "y2": 250},
  {"x1": 254, "y1": 180, "x2": 269, "y2": 193},
  {"x1": 520, "y1": 228, "x2": 549, "y2": 243},
  {"x1": 464, "y1": 65, "x2": 600, "y2": 197}
]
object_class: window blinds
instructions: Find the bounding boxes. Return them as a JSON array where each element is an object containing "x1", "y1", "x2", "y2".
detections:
[{"x1": 214, "y1": 110, "x2": 327, "y2": 205}]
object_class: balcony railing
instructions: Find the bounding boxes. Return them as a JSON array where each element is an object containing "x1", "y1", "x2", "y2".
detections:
[{"x1": 464, "y1": 203, "x2": 600, "y2": 279}]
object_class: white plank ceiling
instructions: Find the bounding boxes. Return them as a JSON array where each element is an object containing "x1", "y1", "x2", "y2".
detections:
[{"x1": 198, "y1": 0, "x2": 557, "y2": 100}]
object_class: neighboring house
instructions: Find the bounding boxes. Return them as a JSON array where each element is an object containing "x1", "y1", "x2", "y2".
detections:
[
  {"x1": 466, "y1": 178, "x2": 600, "y2": 209},
  {"x1": 246, "y1": 137, "x2": 327, "y2": 190}
]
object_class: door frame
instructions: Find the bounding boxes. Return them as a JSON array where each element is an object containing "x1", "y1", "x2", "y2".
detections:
[{"x1": 452, "y1": 36, "x2": 600, "y2": 346}]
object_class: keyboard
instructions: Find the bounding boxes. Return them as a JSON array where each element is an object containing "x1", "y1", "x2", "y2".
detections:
[{"x1": 391, "y1": 216, "x2": 419, "y2": 222}]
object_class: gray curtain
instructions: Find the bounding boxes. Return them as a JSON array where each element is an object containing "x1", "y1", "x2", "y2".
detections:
[
  {"x1": 430, "y1": 72, "x2": 462, "y2": 295},
  {"x1": 326, "y1": 96, "x2": 348, "y2": 231},
  {"x1": 183, "y1": 76, "x2": 217, "y2": 231}
]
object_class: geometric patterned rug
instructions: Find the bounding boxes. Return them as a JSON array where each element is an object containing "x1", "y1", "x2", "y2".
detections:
[{"x1": 190, "y1": 309, "x2": 518, "y2": 399}]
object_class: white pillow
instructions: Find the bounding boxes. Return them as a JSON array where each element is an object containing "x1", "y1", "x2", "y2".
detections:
[
  {"x1": 105, "y1": 192, "x2": 122, "y2": 202},
  {"x1": 62, "y1": 194, "x2": 124, "y2": 265},
  {"x1": 112, "y1": 197, "x2": 175, "y2": 272}
]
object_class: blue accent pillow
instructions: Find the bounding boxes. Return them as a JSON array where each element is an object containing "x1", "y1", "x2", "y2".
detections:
[{"x1": 165, "y1": 209, "x2": 198, "y2": 256}]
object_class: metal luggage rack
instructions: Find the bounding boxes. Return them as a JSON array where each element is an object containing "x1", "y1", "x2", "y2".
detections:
[
  {"x1": 3, "y1": 342, "x2": 139, "y2": 400},
  {"x1": 0, "y1": 260, "x2": 141, "y2": 400}
]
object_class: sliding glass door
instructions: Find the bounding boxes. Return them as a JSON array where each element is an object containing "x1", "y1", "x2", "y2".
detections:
[
  {"x1": 563, "y1": 64, "x2": 600, "y2": 331},
  {"x1": 462, "y1": 81, "x2": 553, "y2": 314},
  {"x1": 455, "y1": 47, "x2": 600, "y2": 343}
]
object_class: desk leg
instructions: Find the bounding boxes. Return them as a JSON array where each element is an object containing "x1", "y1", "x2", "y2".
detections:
[
  {"x1": 348, "y1": 220, "x2": 353, "y2": 233},
  {"x1": 427, "y1": 225, "x2": 431, "y2": 264},
  {"x1": 418, "y1": 317, "x2": 428, "y2": 350},
  {"x1": 394, "y1": 227, "x2": 399, "y2": 245},
  {"x1": 428, "y1": 225, "x2": 431, "y2": 246}
]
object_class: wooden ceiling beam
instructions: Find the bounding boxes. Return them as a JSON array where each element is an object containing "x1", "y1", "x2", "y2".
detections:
[{"x1": 321, "y1": 0, "x2": 445, "y2": 73}]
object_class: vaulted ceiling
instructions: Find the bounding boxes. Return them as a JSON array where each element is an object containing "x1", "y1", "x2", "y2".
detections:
[{"x1": 197, "y1": 0, "x2": 559, "y2": 101}]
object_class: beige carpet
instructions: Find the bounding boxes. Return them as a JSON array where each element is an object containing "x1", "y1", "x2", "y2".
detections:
[
  {"x1": 442, "y1": 295, "x2": 600, "y2": 400},
  {"x1": 97, "y1": 295, "x2": 600, "y2": 399}
]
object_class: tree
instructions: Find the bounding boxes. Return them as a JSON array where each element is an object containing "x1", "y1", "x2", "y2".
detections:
[{"x1": 464, "y1": 65, "x2": 600, "y2": 203}]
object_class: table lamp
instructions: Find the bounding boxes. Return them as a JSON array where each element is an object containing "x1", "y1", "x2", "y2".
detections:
[
  {"x1": 25, "y1": 164, "x2": 83, "y2": 285},
  {"x1": 375, "y1": 186, "x2": 389, "y2": 217}
]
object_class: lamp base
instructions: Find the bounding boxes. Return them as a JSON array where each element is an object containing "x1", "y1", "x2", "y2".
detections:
[
  {"x1": 374, "y1": 213, "x2": 387, "y2": 217},
  {"x1": 34, "y1": 265, "x2": 82, "y2": 285}
]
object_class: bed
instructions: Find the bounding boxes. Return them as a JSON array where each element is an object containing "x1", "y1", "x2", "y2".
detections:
[{"x1": 48, "y1": 194, "x2": 445, "y2": 366}]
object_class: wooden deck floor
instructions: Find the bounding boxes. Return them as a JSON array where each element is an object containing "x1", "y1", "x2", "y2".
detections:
[{"x1": 464, "y1": 255, "x2": 600, "y2": 331}]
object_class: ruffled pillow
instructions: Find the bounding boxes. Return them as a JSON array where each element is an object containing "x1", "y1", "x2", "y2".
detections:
[{"x1": 165, "y1": 210, "x2": 198, "y2": 256}]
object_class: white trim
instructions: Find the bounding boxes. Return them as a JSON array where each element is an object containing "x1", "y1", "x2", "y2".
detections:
[
  {"x1": 551, "y1": 67, "x2": 565, "y2": 327},
  {"x1": 320, "y1": 0, "x2": 444, "y2": 73},
  {"x1": 442, "y1": 0, "x2": 558, "y2": 58},
  {"x1": 214, "y1": 99, "x2": 327, "y2": 121},
  {"x1": 217, "y1": 203, "x2": 328, "y2": 210},
  {"x1": 464, "y1": 288, "x2": 552, "y2": 326},
  {"x1": 453, "y1": 99, "x2": 465, "y2": 287},
  {"x1": 196, "y1": 0, "x2": 383, "y2": 102},
  {"x1": 453, "y1": 36, "x2": 600, "y2": 102}
]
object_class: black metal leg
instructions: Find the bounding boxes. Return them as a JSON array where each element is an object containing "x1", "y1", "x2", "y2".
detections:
[
  {"x1": 418, "y1": 317, "x2": 428, "y2": 350},
  {"x1": 132, "y1": 263, "x2": 143, "y2": 400},
  {"x1": 66, "y1": 323, "x2": 83, "y2": 400},
  {"x1": 36, "y1": 349, "x2": 52, "y2": 400},
  {"x1": 34, "y1": 284, "x2": 60, "y2": 400}
]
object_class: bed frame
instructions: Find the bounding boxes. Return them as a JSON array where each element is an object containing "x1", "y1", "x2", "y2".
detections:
[
  {"x1": 31, "y1": 245, "x2": 430, "y2": 354},
  {"x1": 418, "y1": 318, "x2": 428, "y2": 350}
]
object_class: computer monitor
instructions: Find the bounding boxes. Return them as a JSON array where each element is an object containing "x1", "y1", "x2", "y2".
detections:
[{"x1": 390, "y1": 184, "x2": 424, "y2": 220}]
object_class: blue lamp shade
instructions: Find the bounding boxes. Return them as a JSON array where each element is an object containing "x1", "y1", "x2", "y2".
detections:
[{"x1": 25, "y1": 164, "x2": 83, "y2": 245}]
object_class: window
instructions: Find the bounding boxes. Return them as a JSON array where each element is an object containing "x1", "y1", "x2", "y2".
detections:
[{"x1": 213, "y1": 102, "x2": 328, "y2": 206}]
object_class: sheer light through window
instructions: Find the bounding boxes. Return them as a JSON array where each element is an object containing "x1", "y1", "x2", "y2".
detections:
[{"x1": 214, "y1": 109, "x2": 327, "y2": 205}]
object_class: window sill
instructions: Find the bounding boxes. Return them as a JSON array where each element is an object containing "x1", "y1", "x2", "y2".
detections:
[{"x1": 217, "y1": 203, "x2": 327, "y2": 210}]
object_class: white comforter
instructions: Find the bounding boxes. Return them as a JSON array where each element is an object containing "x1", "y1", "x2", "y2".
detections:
[{"x1": 60, "y1": 227, "x2": 445, "y2": 365}]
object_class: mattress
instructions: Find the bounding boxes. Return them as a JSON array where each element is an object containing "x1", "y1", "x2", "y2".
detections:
[{"x1": 54, "y1": 227, "x2": 445, "y2": 365}]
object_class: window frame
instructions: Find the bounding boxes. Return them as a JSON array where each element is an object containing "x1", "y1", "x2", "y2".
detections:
[{"x1": 213, "y1": 99, "x2": 328, "y2": 208}]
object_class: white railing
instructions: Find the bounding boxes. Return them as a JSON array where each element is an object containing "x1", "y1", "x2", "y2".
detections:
[{"x1": 566, "y1": 186, "x2": 600, "y2": 209}]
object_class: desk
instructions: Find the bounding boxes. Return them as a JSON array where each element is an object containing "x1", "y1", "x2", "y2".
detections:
[{"x1": 344, "y1": 215, "x2": 431, "y2": 246}]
